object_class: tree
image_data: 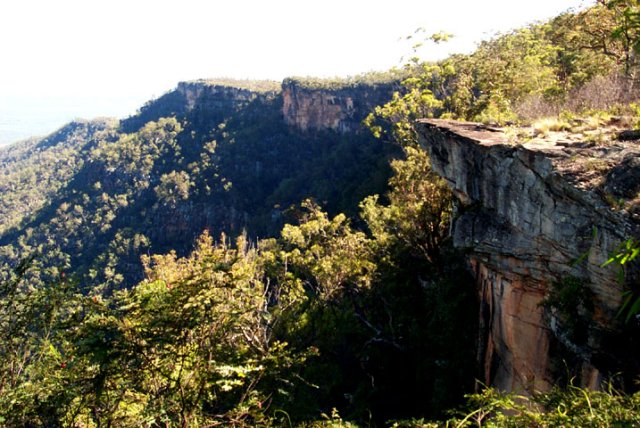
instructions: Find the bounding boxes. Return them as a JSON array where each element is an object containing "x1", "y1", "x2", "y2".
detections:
[
  {"x1": 599, "y1": 0, "x2": 640, "y2": 79},
  {"x1": 360, "y1": 147, "x2": 451, "y2": 265},
  {"x1": 154, "y1": 170, "x2": 193, "y2": 207},
  {"x1": 72, "y1": 231, "x2": 302, "y2": 427},
  {"x1": 0, "y1": 259, "x2": 88, "y2": 426}
]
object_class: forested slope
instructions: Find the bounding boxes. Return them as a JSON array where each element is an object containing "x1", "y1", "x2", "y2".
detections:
[{"x1": 0, "y1": 79, "x2": 400, "y2": 292}]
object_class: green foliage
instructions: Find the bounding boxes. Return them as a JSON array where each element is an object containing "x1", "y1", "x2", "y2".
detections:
[
  {"x1": 604, "y1": 238, "x2": 640, "y2": 322},
  {"x1": 284, "y1": 70, "x2": 406, "y2": 91},
  {"x1": 267, "y1": 151, "x2": 475, "y2": 425},
  {"x1": 364, "y1": 67, "x2": 444, "y2": 145},
  {"x1": 598, "y1": 0, "x2": 640, "y2": 78},
  {"x1": 542, "y1": 276, "x2": 595, "y2": 345},
  {"x1": 0, "y1": 119, "x2": 118, "y2": 236},
  {"x1": 0, "y1": 235, "x2": 307, "y2": 426},
  {"x1": 189, "y1": 78, "x2": 282, "y2": 93},
  {"x1": 74, "y1": 231, "x2": 301, "y2": 427},
  {"x1": 360, "y1": 147, "x2": 451, "y2": 264},
  {"x1": 154, "y1": 170, "x2": 193, "y2": 207},
  {"x1": 0, "y1": 135, "x2": 476, "y2": 426},
  {"x1": 550, "y1": 6, "x2": 620, "y2": 87},
  {"x1": 280, "y1": 200, "x2": 376, "y2": 299},
  {"x1": 467, "y1": 25, "x2": 561, "y2": 123},
  {"x1": 0, "y1": 259, "x2": 89, "y2": 427},
  {"x1": 305, "y1": 384, "x2": 640, "y2": 427},
  {"x1": 0, "y1": 82, "x2": 398, "y2": 293},
  {"x1": 5, "y1": 4, "x2": 640, "y2": 425},
  {"x1": 435, "y1": 385, "x2": 640, "y2": 427},
  {"x1": 366, "y1": 3, "x2": 637, "y2": 136},
  {"x1": 91, "y1": 117, "x2": 183, "y2": 189}
]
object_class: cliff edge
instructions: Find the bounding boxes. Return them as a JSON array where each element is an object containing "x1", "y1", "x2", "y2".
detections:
[{"x1": 417, "y1": 119, "x2": 640, "y2": 392}]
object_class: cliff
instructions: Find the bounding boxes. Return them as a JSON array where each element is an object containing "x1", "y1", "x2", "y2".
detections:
[
  {"x1": 176, "y1": 79, "x2": 281, "y2": 111},
  {"x1": 124, "y1": 77, "x2": 398, "y2": 135},
  {"x1": 121, "y1": 79, "x2": 279, "y2": 132},
  {"x1": 282, "y1": 78, "x2": 398, "y2": 133},
  {"x1": 417, "y1": 119, "x2": 640, "y2": 392},
  {"x1": 176, "y1": 81, "x2": 260, "y2": 111}
]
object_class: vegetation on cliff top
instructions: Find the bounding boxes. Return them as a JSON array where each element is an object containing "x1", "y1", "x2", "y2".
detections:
[
  {"x1": 283, "y1": 70, "x2": 408, "y2": 91},
  {"x1": 184, "y1": 78, "x2": 282, "y2": 92},
  {"x1": 367, "y1": 0, "x2": 640, "y2": 135}
]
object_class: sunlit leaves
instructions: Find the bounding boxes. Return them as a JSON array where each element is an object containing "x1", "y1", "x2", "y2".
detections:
[
  {"x1": 603, "y1": 238, "x2": 640, "y2": 322},
  {"x1": 438, "y1": 385, "x2": 640, "y2": 427},
  {"x1": 361, "y1": 147, "x2": 451, "y2": 265},
  {"x1": 154, "y1": 170, "x2": 193, "y2": 207},
  {"x1": 281, "y1": 200, "x2": 376, "y2": 299}
]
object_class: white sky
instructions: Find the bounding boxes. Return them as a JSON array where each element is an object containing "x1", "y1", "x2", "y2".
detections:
[{"x1": 0, "y1": 0, "x2": 594, "y2": 143}]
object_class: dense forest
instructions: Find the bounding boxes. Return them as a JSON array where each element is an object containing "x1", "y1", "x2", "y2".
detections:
[
  {"x1": 0, "y1": 80, "x2": 400, "y2": 293},
  {"x1": 2, "y1": 1, "x2": 640, "y2": 426}
]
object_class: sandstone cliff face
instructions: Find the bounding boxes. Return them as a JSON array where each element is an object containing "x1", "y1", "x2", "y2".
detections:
[
  {"x1": 417, "y1": 119, "x2": 640, "y2": 392},
  {"x1": 176, "y1": 81, "x2": 262, "y2": 112},
  {"x1": 282, "y1": 81, "x2": 396, "y2": 133}
]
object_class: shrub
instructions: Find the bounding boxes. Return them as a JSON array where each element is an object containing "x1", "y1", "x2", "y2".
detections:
[
  {"x1": 515, "y1": 93, "x2": 562, "y2": 122},
  {"x1": 566, "y1": 73, "x2": 636, "y2": 113},
  {"x1": 532, "y1": 117, "x2": 572, "y2": 136}
]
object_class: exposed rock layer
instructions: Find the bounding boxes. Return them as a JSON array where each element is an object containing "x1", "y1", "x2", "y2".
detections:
[
  {"x1": 130, "y1": 79, "x2": 398, "y2": 134},
  {"x1": 417, "y1": 119, "x2": 640, "y2": 392},
  {"x1": 281, "y1": 81, "x2": 397, "y2": 133},
  {"x1": 176, "y1": 82, "x2": 259, "y2": 111}
]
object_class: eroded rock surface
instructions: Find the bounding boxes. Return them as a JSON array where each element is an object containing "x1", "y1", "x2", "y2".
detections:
[
  {"x1": 176, "y1": 81, "x2": 262, "y2": 111},
  {"x1": 417, "y1": 119, "x2": 640, "y2": 392},
  {"x1": 282, "y1": 80, "x2": 396, "y2": 133}
]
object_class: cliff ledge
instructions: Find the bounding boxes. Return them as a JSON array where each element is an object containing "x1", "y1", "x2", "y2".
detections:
[{"x1": 417, "y1": 119, "x2": 640, "y2": 392}]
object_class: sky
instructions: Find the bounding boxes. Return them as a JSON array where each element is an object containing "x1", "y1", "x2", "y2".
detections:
[{"x1": 0, "y1": 0, "x2": 594, "y2": 145}]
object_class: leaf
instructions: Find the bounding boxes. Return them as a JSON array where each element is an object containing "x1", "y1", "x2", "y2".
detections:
[{"x1": 625, "y1": 297, "x2": 640, "y2": 323}]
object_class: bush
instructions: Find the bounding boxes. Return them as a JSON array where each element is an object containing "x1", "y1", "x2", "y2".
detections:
[
  {"x1": 442, "y1": 385, "x2": 640, "y2": 427},
  {"x1": 515, "y1": 93, "x2": 562, "y2": 123},
  {"x1": 566, "y1": 73, "x2": 637, "y2": 113}
]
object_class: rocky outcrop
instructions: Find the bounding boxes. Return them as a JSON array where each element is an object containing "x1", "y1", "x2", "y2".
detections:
[
  {"x1": 416, "y1": 119, "x2": 640, "y2": 392},
  {"x1": 122, "y1": 80, "x2": 278, "y2": 132},
  {"x1": 282, "y1": 79, "x2": 397, "y2": 133},
  {"x1": 176, "y1": 81, "x2": 263, "y2": 111}
]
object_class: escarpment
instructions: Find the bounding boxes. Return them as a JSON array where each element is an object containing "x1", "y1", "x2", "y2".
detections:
[
  {"x1": 282, "y1": 78, "x2": 398, "y2": 133},
  {"x1": 176, "y1": 81, "x2": 266, "y2": 111},
  {"x1": 121, "y1": 79, "x2": 279, "y2": 132},
  {"x1": 417, "y1": 119, "x2": 640, "y2": 392},
  {"x1": 124, "y1": 78, "x2": 399, "y2": 134}
]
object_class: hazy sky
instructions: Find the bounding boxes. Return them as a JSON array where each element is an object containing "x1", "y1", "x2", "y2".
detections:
[{"x1": 0, "y1": 0, "x2": 594, "y2": 144}]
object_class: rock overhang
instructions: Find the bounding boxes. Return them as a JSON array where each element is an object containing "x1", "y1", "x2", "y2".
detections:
[{"x1": 416, "y1": 118, "x2": 640, "y2": 391}]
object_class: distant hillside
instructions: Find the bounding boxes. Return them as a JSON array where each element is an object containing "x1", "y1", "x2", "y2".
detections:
[
  {"x1": 0, "y1": 76, "x2": 401, "y2": 291},
  {"x1": 0, "y1": 95, "x2": 142, "y2": 145}
]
